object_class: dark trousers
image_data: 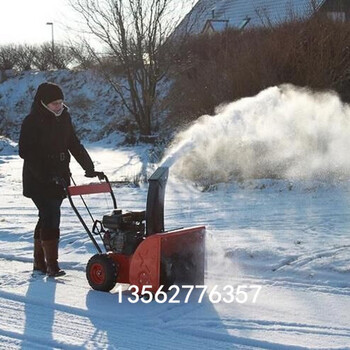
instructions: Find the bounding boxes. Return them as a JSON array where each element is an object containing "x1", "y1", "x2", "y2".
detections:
[{"x1": 32, "y1": 197, "x2": 63, "y2": 240}]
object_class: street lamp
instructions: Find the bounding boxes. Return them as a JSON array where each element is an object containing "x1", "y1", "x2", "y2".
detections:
[{"x1": 46, "y1": 22, "x2": 55, "y2": 68}]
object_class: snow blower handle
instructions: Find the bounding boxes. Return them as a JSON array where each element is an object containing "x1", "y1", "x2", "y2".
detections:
[
  {"x1": 67, "y1": 173, "x2": 117, "y2": 210},
  {"x1": 85, "y1": 170, "x2": 105, "y2": 181},
  {"x1": 66, "y1": 173, "x2": 117, "y2": 254}
]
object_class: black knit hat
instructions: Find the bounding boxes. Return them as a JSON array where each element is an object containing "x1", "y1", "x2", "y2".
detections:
[{"x1": 34, "y1": 82, "x2": 64, "y2": 105}]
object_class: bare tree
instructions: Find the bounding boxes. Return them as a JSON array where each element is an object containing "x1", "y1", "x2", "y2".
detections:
[
  {"x1": 53, "y1": 44, "x2": 75, "y2": 69},
  {"x1": 32, "y1": 43, "x2": 53, "y2": 71},
  {"x1": 0, "y1": 45, "x2": 17, "y2": 70},
  {"x1": 70, "y1": 0, "x2": 194, "y2": 136},
  {"x1": 68, "y1": 42, "x2": 97, "y2": 69},
  {"x1": 15, "y1": 44, "x2": 36, "y2": 71}
]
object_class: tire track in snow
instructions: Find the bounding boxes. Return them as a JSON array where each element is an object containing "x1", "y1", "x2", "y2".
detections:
[
  {"x1": 272, "y1": 245, "x2": 350, "y2": 272},
  {"x1": 0, "y1": 293, "x2": 109, "y2": 349},
  {"x1": 0, "y1": 290, "x2": 240, "y2": 350},
  {"x1": 204, "y1": 268, "x2": 350, "y2": 296},
  {"x1": 0, "y1": 328, "x2": 83, "y2": 350},
  {"x1": 168, "y1": 326, "x2": 332, "y2": 350},
  {"x1": 156, "y1": 307, "x2": 350, "y2": 348},
  {"x1": 206, "y1": 318, "x2": 350, "y2": 338}
]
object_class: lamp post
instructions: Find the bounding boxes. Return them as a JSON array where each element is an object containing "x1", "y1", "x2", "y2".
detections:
[{"x1": 46, "y1": 22, "x2": 55, "y2": 68}]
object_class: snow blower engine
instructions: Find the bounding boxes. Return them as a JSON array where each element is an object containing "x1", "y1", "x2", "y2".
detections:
[
  {"x1": 66, "y1": 167, "x2": 205, "y2": 293},
  {"x1": 101, "y1": 210, "x2": 145, "y2": 255}
]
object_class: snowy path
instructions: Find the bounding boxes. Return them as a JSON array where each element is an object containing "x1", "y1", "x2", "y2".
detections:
[
  {"x1": 0, "y1": 150, "x2": 350, "y2": 349},
  {"x1": 0, "y1": 257, "x2": 349, "y2": 350}
]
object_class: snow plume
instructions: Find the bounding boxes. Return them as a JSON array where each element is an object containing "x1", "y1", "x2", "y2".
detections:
[
  {"x1": 204, "y1": 232, "x2": 241, "y2": 287},
  {"x1": 161, "y1": 85, "x2": 350, "y2": 184}
]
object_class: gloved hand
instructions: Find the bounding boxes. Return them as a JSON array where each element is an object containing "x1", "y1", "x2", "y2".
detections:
[
  {"x1": 84, "y1": 169, "x2": 96, "y2": 178},
  {"x1": 95, "y1": 171, "x2": 105, "y2": 180},
  {"x1": 85, "y1": 170, "x2": 105, "y2": 180}
]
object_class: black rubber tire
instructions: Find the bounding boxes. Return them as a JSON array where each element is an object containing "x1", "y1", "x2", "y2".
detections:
[{"x1": 86, "y1": 254, "x2": 118, "y2": 292}]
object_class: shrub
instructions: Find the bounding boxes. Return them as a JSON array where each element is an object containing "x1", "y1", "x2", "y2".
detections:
[
  {"x1": 167, "y1": 15, "x2": 350, "y2": 125},
  {"x1": 0, "y1": 45, "x2": 17, "y2": 70}
]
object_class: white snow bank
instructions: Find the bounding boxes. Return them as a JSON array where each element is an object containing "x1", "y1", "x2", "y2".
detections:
[
  {"x1": 0, "y1": 136, "x2": 17, "y2": 156},
  {"x1": 0, "y1": 69, "x2": 125, "y2": 144}
]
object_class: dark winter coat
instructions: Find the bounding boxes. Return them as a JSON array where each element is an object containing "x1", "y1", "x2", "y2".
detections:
[{"x1": 19, "y1": 103, "x2": 94, "y2": 198}]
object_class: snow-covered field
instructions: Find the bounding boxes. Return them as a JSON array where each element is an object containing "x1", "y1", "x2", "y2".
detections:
[{"x1": 0, "y1": 84, "x2": 350, "y2": 349}]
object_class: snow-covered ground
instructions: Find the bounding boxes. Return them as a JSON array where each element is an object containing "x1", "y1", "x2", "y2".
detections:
[{"x1": 0, "y1": 84, "x2": 350, "y2": 349}]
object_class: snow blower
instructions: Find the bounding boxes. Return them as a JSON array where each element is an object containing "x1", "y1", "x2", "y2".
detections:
[{"x1": 66, "y1": 167, "x2": 205, "y2": 293}]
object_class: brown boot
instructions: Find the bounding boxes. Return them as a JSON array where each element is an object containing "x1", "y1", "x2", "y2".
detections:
[
  {"x1": 41, "y1": 239, "x2": 66, "y2": 277},
  {"x1": 33, "y1": 238, "x2": 47, "y2": 273}
]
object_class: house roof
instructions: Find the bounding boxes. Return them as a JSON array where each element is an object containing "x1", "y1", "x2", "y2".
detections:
[
  {"x1": 203, "y1": 19, "x2": 229, "y2": 33},
  {"x1": 177, "y1": 0, "x2": 327, "y2": 35}
]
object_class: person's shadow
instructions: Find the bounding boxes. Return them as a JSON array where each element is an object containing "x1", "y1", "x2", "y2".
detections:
[
  {"x1": 85, "y1": 287, "x2": 232, "y2": 349},
  {"x1": 22, "y1": 275, "x2": 57, "y2": 349},
  {"x1": 85, "y1": 289, "x2": 126, "y2": 349}
]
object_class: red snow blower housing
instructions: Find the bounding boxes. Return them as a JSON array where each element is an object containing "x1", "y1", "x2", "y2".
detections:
[{"x1": 66, "y1": 167, "x2": 205, "y2": 293}]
